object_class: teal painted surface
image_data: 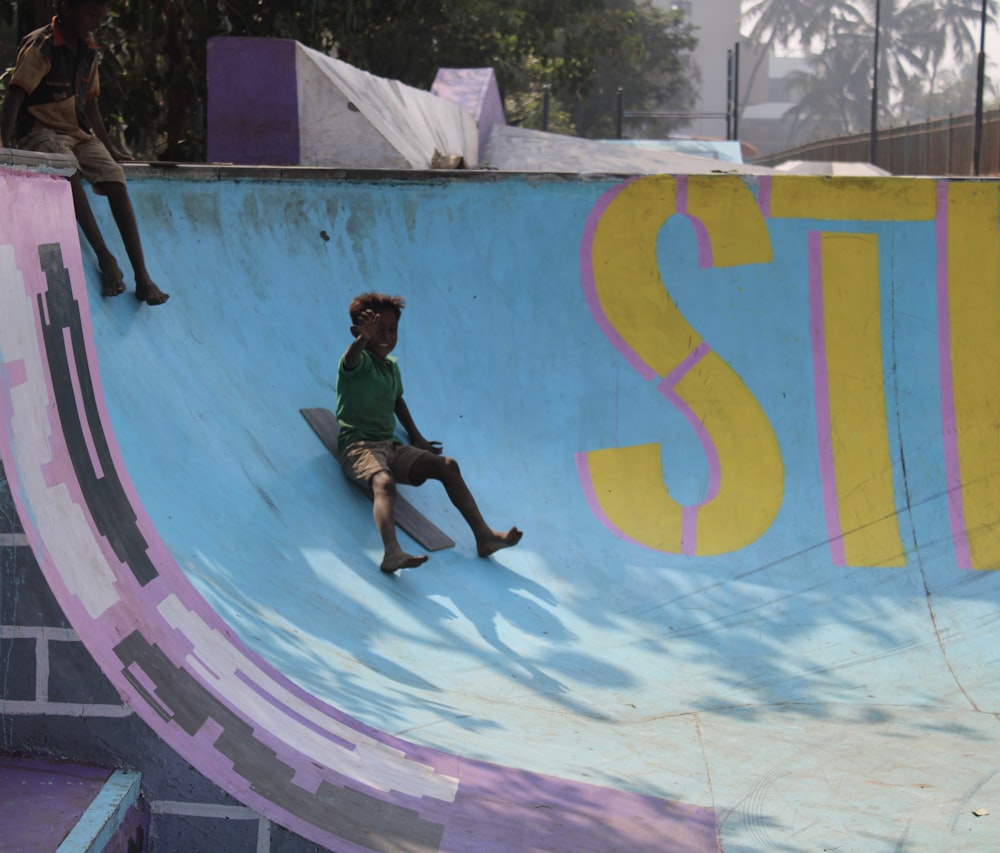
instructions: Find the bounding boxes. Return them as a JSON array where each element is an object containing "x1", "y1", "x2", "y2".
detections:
[
  {"x1": 82, "y1": 172, "x2": 1000, "y2": 851},
  {"x1": 56, "y1": 770, "x2": 142, "y2": 853}
]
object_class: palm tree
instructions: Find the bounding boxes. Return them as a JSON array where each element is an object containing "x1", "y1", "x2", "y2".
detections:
[
  {"x1": 783, "y1": 31, "x2": 876, "y2": 138},
  {"x1": 741, "y1": 0, "x2": 864, "y2": 113},
  {"x1": 922, "y1": 0, "x2": 994, "y2": 113},
  {"x1": 741, "y1": 0, "x2": 996, "y2": 132}
]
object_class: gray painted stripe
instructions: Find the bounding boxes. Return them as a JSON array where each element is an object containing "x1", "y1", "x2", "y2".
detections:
[
  {"x1": 0, "y1": 626, "x2": 78, "y2": 641},
  {"x1": 0, "y1": 701, "x2": 132, "y2": 717}
]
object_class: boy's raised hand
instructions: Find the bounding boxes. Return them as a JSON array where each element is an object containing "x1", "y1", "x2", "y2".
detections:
[{"x1": 355, "y1": 309, "x2": 381, "y2": 340}]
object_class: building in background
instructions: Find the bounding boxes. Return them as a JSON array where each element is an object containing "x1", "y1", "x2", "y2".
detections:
[
  {"x1": 645, "y1": 2, "x2": 815, "y2": 157},
  {"x1": 655, "y1": 0, "x2": 741, "y2": 139},
  {"x1": 738, "y1": 53, "x2": 813, "y2": 155}
]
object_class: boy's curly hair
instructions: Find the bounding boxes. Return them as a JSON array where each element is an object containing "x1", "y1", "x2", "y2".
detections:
[{"x1": 349, "y1": 292, "x2": 405, "y2": 324}]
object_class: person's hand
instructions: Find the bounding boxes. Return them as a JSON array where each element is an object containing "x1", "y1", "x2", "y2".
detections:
[
  {"x1": 355, "y1": 309, "x2": 381, "y2": 341},
  {"x1": 109, "y1": 146, "x2": 135, "y2": 163},
  {"x1": 412, "y1": 436, "x2": 443, "y2": 454}
]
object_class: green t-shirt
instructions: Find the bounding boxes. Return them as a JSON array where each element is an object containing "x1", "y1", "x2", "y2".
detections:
[{"x1": 335, "y1": 350, "x2": 403, "y2": 452}]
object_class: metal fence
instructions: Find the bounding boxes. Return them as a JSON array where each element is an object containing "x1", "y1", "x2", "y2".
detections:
[{"x1": 753, "y1": 108, "x2": 1000, "y2": 176}]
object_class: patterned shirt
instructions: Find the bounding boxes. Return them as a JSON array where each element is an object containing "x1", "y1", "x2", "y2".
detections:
[{"x1": 10, "y1": 17, "x2": 101, "y2": 142}]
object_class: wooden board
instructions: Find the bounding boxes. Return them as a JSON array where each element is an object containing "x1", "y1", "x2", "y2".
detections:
[{"x1": 300, "y1": 407, "x2": 455, "y2": 551}]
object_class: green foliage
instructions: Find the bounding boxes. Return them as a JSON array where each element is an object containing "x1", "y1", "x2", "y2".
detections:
[
  {"x1": 3, "y1": 0, "x2": 698, "y2": 160},
  {"x1": 579, "y1": 1, "x2": 699, "y2": 139},
  {"x1": 743, "y1": 0, "x2": 997, "y2": 140}
]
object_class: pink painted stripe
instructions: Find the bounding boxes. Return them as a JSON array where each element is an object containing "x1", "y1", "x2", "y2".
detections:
[
  {"x1": 580, "y1": 178, "x2": 656, "y2": 380},
  {"x1": 574, "y1": 451, "x2": 652, "y2": 551},
  {"x1": 676, "y1": 176, "x2": 714, "y2": 268},
  {"x1": 661, "y1": 341, "x2": 711, "y2": 390},
  {"x1": 2, "y1": 359, "x2": 27, "y2": 387},
  {"x1": 808, "y1": 231, "x2": 847, "y2": 565},
  {"x1": 935, "y1": 181, "x2": 971, "y2": 569},
  {"x1": 576, "y1": 341, "x2": 720, "y2": 556},
  {"x1": 63, "y1": 326, "x2": 104, "y2": 480},
  {"x1": 758, "y1": 176, "x2": 772, "y2": 218},
  {"x1": 658, "y1": 345, "x2": 720, "y2": 556},
  {"x1": 676, "y1": 174, "x2": 688, "y2": 213},
  {"x1": 658, "y1": 382, "x2": 722, "y2": 506},
  {"x1": 681, "y1": 505, "x2": 699, "y2": 555},
  {"x1": 657, "y1": 388, "x2": 718, "y2": 556}
]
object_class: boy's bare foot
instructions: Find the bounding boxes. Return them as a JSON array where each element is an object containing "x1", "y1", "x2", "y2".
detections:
[
  {"x1": 99, "y1": 255, "x2": 126, "y2": 297},
  {"x1": 380, "y1": 549, "x2": 429, "y2": 574},
  {"x1": 477, "y1": 527, "x2": 523, "y2": 557},
  {"x1": 135, "y1": 279, "x2": 170, "y2": 306}
]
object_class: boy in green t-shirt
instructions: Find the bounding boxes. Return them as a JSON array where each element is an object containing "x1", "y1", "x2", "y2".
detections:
[{"x1": 336, "y1": 292, "x2": 522, "y2": 573}]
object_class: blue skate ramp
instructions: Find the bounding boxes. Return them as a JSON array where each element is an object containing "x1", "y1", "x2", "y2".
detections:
[{"x1": 2, "y1": 164, "x2": 999, "y2": 852}]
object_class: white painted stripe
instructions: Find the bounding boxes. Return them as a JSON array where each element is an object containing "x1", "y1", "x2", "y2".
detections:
[
  {"x1": 151, "y1": 801, "x2": 272, "y2": 851},
  {"x1": 0, "y1": 701, "x2": 132, "y2": 717},
  {"x1": 35, "y1": 631, "x2": 48, "y2": 702},
  {"x1": 151, "y1": 800, "x2": 261, "y2": 820},
  {"x1": 258, "y1": 817, "x2": 271, "y2": 853},
  {"x1": 0, "y1": 532, "x2": 29, "y2": 547},
  {"x1": 56, "y1": 770, "x2": 141, "y2": 853}
]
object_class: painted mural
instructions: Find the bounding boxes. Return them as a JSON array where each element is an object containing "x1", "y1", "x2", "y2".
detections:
[
  {"x1": 580, "y1": 175, "x2": 1000, "y2": 570},
  {"x1": 3, "y1": 165, "x2": 999, "y2": 852}
]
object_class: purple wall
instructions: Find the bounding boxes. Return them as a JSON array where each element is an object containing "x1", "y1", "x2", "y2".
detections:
[
  {"x1": 431, "y1": 68, "x2": 505, "y2": 164},
  {"x1": 207, "y1": 37, "x2": 300, "y2": 165}
]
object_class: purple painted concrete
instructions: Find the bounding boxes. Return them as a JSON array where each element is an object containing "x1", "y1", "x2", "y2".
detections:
[
  {"x1": 432, "y1": 68, "x2": 506, "y2": 163},
  {"x1": 0, "y1": 756, "x2": 109, "y2": 852},
  {"x1": 207, "y1": 37, "x2": 300, "y2": 165}
]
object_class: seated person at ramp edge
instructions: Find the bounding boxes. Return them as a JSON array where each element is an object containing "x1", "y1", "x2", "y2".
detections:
[
  {"x1": 0, "y1": 0, "x2": 169, "y2": 306},
  {"x1": 337, "y1": 292, "x2": 522, "y2": 573}
]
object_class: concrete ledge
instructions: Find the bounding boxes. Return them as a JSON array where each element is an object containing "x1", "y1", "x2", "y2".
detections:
[
  {"x1": 120, "y1": 161, "x2": 644, "y2": 184},
  {"x1": 0, "y1": 147, "x2": 77, "y2": 176},
  {"x1": 56, "y1": 769, "x2": 143, "y2": 853},
  {"x1": 0, "y1": 149, "x2": 694, "y2": 184}
]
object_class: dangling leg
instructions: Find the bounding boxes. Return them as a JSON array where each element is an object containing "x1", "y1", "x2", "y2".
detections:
[
  {"x1": 101, "y1": 181, "x2": 169, "y2": 305},
  {"x1": 371, "y1": 471, "x2": 428, "y2": 573},
  {"x1": 70, "y1": 172, "x2": 125, "y2": 297}
]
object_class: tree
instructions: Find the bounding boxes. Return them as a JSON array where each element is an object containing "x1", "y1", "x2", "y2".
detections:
[
  {"x1": 783, "y1": 32, "x2": 880, "y2": 137},
  {"x1": 743, "y1": 0, "x2": 996, "y2": 141},
  {"x1": 320, "y1": 0, "x2": 697, "y2": 137},
  {"x1": 574, "y1": 0, "x2": 699, "y2": 139},
  {"x1": 741, "y1": 0, "x2": 865, "y2": 118},
  {"x1": 85, "y1": 0, "x2": 697, "y2": 159}
]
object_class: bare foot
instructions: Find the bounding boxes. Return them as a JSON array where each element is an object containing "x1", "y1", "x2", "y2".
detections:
[
  {"x1": 135, "y1": 278, "x2": 170, "y2": 306},
  {"x1": 98, "y1": 254, "x2": 125, "y2": 297},
  {"x1": 477, "y1": 527, "x2": 523, "y2": 557},
  {"x1": 380, "y1": 548, "x2": 429, "y2": 574}
]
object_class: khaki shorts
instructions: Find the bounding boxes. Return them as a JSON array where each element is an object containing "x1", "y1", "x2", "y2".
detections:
[
  {"x1": 17, "y1": 127, "x2": 125, "y2": 191},
  {"x1": 341, "y1": 440, "x2": 433, "y2": 489}
]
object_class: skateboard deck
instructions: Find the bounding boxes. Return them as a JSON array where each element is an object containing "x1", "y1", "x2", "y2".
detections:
[{"x1": 300, "y1": 407, "x2": 455, "y2": 551}]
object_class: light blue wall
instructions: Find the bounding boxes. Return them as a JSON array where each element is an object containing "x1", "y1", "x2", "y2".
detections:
[{"x1": 4, "y1": 167, "x2": 998, "y2": 852}]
